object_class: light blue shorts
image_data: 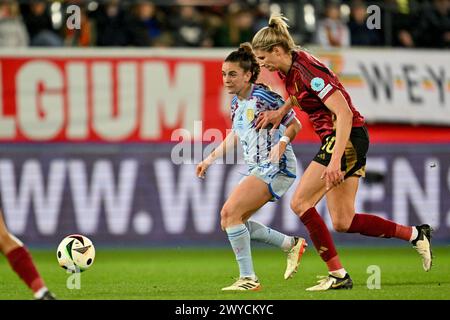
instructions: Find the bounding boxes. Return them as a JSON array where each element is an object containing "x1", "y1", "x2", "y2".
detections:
[{"x1": 247, "y1": 157, "x2": 297, "y2": 201}]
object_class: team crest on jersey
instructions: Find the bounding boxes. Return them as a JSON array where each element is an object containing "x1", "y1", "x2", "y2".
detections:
[
  {"x1": 310, "y1": 77, "x2": 325, "y2": 92},
  {"x1": 246, "y1": 109, "x2": 255, "y2": 121}
]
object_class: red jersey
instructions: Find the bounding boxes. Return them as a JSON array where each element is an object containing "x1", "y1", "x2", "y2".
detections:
[{"x1": 280, "y1": 50, "x2": 365, "y2": 140}]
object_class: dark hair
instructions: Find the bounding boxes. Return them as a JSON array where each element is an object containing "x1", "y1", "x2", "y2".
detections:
[{"x1": 224, "y1": 42, "x2": 261, "y2": 83}]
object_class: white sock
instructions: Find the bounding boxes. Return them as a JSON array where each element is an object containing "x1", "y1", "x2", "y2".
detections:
[
  {"x1": 409, "y1": 226, "x2": 419, "y2": 242},
  {"x1": 34, "y1": 287, "x2": 48, "y2": 299},
  {"x1": 226, "y1": 224, "x2": 255, "y2": 279},
  {"x1": 281, "y1": 236, "x2": 296, "y2": 252},
  {"x1": 245, "y1": 220, "x2": 288, "y2": 250},
  {"x1": 329, "y1": 268, "x2": 347, "y2": 278}
]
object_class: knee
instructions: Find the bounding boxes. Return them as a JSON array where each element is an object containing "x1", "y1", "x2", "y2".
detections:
[
  {"x1": 332, "y1": 219, "x2": 352, "y2": 233},
  {"x1": 0, "y1": 233, "x2": 16, "y2": 254},
  {"x1": 220, "y1": 205, "x2": 239, "y2": 229},
  {"x1": 290, "y1": 197, "x2": 312, "y2": 217},
  {"x1": 0, "y1": 231, "x2": 9, "y2": 252},
  {"x1": 328, "y1": 206, "x2": 354, "y2": 232}
]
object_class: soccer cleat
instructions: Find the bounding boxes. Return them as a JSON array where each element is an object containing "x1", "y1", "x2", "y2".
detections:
[
  {"x1": 221, "y1": 277, "x2": 261, "y2": 291},
  {"x1": 305, "y1": 273, "x2": 353, "y2": 291},
  {"x1": 412, "y1": 224, "x2": 433, "y2": 272},
  {"x1": 36, "y1": 290, "x2": 57, "y2": 300},
  {"x1": 284, "y1": 237, "x2": 307, "y2": 280}
]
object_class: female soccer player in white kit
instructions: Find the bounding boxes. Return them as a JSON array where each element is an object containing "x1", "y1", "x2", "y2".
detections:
[{"x1": 196, "y1": 43, "x2": 307, "y2": 291}]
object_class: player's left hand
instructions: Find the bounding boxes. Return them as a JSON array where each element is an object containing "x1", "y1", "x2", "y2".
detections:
[
  {"x1": 269, "y1": 141, "x2": 287, "y2": 164},
  {"x1": 321, "y1": 160, "x2": 344, "y2": 190}
]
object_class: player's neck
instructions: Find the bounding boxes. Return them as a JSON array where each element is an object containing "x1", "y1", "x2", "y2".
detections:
[
  {"x1": 237, "y1": 83, "x2": 253, "y2": 100},
  {"x1": 278, "y1": 53, "x2": 293, "y2": 75}
]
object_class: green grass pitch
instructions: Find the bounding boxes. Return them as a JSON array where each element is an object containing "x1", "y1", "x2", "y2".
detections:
[{"x1": 0, "y1": 246, "x2": 449, "y2": 300}]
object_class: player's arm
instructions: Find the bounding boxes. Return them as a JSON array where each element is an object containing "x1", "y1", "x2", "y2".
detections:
[
  {"x1": 255, "y1": 98, "x2": 293, "y2": 130},
  {"x1": 269, "y1": 116, "x2": 301, "y2": 163},
  {"x1": 282, "y1": 116, "x2": 302, "y2": 143},
  {"x1": 196, "y1": 131, "x2": 238, "y2": 179},
  {"x1": 321, "y1": 90, "x2": 353, "y2": 189}
]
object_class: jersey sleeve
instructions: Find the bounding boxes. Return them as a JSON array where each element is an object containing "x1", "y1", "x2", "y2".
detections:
[
  {"x1": 280, "y1": 109, "x2": 295, "y2": 127},
  {"x1": 252, "y1": 87, "x2": 294, "y2": 126}
]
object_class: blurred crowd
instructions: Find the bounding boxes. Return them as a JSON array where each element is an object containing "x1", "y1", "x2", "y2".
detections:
[{"x1": 0, "y1": 0, "x2": 448, "y2": 48}]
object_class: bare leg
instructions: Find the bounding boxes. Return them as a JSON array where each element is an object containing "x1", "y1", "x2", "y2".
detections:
[
  {"x1": 325, "y1": 177, "x2": 359, "y2": 232},
  {"x1": 0, "y1": 210, "x2": 53, "y2": 298},
  {"x1": 220, "y1": 176, "x2": 272, "y2": 229},
  {"x1": 220, "y1": 176, "x2": 272, "y2": 289},
  {"x1": 289, "y1": 161, "x2": 345, "y2": 273},
  {"x1": 0, "y1": 210, "x2": 22, "y2": 254}
]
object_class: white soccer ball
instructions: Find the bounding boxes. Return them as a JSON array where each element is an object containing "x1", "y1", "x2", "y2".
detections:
[{"x1": 57, "y1": 234, "x2": 95, "y2": 272}]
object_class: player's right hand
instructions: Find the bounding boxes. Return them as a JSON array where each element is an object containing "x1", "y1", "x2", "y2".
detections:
[
  {"x1": 320, "y1": 159, "x2": 344, "y2": 190},
  {"x1": 255, "y1": 110, "x2": 283, "y2": 131},
  {"x1": 196, "y1": 161, "x2": 209, "y2": 179}
]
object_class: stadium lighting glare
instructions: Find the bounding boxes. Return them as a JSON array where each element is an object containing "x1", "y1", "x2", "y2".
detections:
[
  {"x1": 340, "y1": 4, "x2": 351, "y2": 23},
  {"x1": 88, "y1": 1, "x2": 99, "y2": 12},
  {"x1": 304, "y1": 4, "x2": 316, "y2": 32},
  {"x1": 50, "y1": 1, "x2": 61, "y2": 12},
  {"x1": 50, "y1": 2, "x2": 62, "y2": 29},
  {"x1": 269, "y1": 3, "x2": 281, "y2": 15}
]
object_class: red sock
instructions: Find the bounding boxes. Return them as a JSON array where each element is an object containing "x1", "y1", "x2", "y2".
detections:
[
  {"x1": 395, "y1": 224, "x2": 413, "y2": 241},
  {"x1": 6, "y1": 246, "x2": 45, "y2": 293},
  {"x1": 347, "y1": 213, "x2": 412, "y2": 241},
  {"x1": 300, "y1": 207, "x2": 342, "y2": 272}
]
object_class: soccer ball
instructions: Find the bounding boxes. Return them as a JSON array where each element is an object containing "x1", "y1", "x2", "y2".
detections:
[{"x1": 57, "y1": 234, "x2": 95, "y2": 272}]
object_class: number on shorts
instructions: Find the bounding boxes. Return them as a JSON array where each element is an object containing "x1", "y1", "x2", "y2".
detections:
[{"x1": 321, "y1": 136, "x2": 336, "y2": 153}]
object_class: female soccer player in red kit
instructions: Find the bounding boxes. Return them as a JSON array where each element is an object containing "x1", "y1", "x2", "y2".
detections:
[
  {"x1": 0, "y1": 210, "x2": 56, "y2": 299},
  {"x1": 251, "y1": 14, "x2": 433, "y2": 291}
]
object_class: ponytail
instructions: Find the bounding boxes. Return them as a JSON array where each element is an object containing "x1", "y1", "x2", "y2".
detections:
[
  {"x1": 252, "y1": 13, "x2": 297, "y2": 52},
  {"x1": 224, "y1": 42, "x2": 261, "y2": 83}
]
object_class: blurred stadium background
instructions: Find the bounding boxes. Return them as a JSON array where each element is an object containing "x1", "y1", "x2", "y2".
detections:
[{"x1": 0, "y1": 0, "x2": 449, "y2": 300}]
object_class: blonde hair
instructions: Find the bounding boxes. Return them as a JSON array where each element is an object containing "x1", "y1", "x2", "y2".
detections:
[{"x1": 251, "y1": 13, "x2": 297, "y2": 52}]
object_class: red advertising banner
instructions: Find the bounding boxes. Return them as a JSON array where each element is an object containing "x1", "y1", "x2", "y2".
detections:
[
  {"x1": 1, "y1": 55, "x2": 228, "y2": 142},
  {"x1": 1, "y1": 49, "x2": 449, "y2": 143}
]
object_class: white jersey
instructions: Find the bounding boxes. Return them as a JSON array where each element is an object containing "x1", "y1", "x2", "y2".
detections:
[{"x1": 231, "y1": 84, "x2": 296, "y2": 169}]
